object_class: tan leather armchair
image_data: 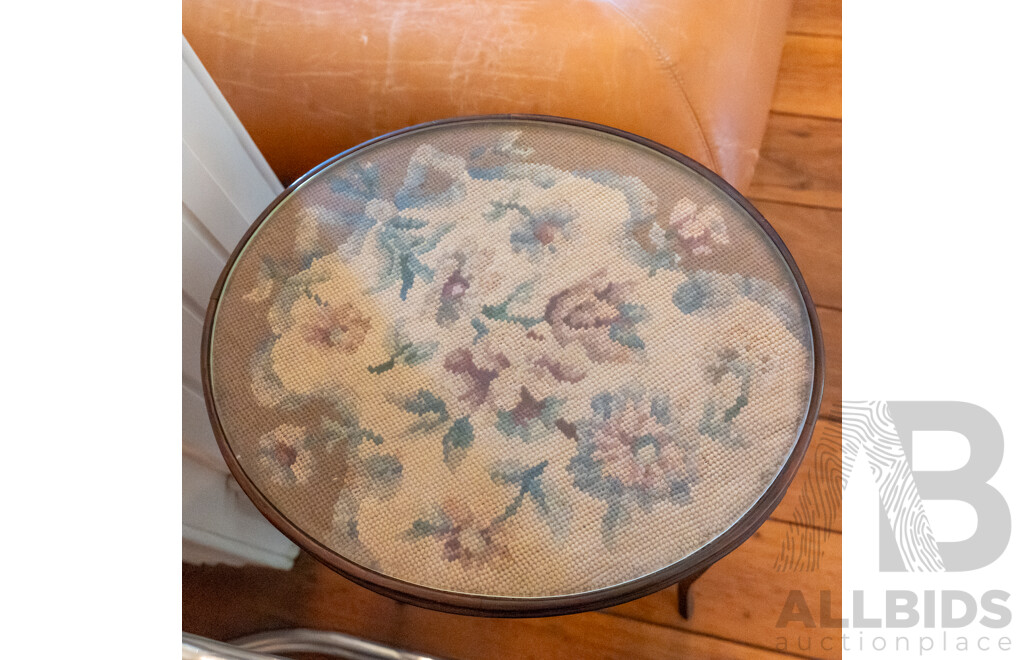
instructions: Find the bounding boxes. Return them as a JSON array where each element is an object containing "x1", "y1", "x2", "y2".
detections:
[{"x1": 183, "y1": 0, "x2": 792, "y2": 192}]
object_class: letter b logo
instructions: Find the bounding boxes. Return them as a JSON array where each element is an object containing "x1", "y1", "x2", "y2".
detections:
[{"x1": 844, "y1": 401, "x2": 1010, "y2": 571}]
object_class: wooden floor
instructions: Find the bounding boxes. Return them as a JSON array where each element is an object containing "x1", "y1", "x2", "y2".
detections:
[{"x1": 183, "y1": 2, "x2": 842, "y2": 658}]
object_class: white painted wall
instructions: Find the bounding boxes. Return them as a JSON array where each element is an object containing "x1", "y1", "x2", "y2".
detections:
[{"x1": 181, "y1": 35, "x2": 298, "y2": 569}]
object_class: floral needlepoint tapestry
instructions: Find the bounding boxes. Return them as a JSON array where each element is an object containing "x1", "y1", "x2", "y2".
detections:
[{"x1": 207, "y1": 119, "x2": 816, "y2": 598}]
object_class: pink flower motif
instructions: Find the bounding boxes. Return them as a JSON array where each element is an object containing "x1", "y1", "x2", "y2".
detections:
[
  {"x1": 423, "y1": 244, "x2": 503, "y2": 327},
  {"x1": 441, "y1": 519, "x2": 507, "y2": 568},
  {"x1": 443, "y1": 345, "x2": 511, "y2": 409},
  {"x1": 544, "y1": 271, "x2": 642, "y2": 363},
  {"x1": 569, "y1": 388, "x2": 698, "y2": 530},
  {"x1": 665, "y1": 198, "x2": 729, "y2": 256},
  {"x1": 301, "y1": 302, "x2": 371, "y2": 352},
  {"x1": 589, "y1": 398, "x2": 694, "y2": 496},
  {"x1": 258, "y1": 423, "x2": 313, "y2": 485},
  {"x1": 410, "y1": 500, "x2": 509, "y2": 568}
]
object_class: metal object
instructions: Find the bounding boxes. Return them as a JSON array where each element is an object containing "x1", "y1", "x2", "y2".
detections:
[
  {"x1": 183, "y1": 629, "x2": 445, "y2": 660},
  {"x1": 183, "y1": 633, "x2": 288, "y2": 660}
]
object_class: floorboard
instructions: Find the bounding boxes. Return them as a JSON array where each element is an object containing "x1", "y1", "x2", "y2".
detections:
[
  {"x1": 755, "y1": 199, "x2": 841, "y2": 310},
  {"x1": 771, "y1": 419, "x2": 842, "y2": 532},
  {"x1": 750, "y1": 114, "x2": 841, "y2": 209},
  {"x1": 817, "y1": 306, "x2": 841, "y2": 420},
  {"x1": 773, "y1": 35, "x2": 842, "y2": 120},
  {"x1": 607, "y1": 519, "x2": 842, "y2": 660},
  {"x1": 789, "y1": 0, "x2": 842, "y2": 38},
  {"x1": 183, "y1": 556, "x2": 805, "y2": 660}
]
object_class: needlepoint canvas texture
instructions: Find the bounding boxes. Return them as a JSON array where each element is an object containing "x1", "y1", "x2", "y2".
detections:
[{"x1": 208, "y1": 119, "x2": 815, "y2": 598}]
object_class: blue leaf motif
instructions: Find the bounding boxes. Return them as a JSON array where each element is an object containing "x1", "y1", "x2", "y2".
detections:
[{"x1": 442, "y1": 416, "x2": 474, "y2": 469}]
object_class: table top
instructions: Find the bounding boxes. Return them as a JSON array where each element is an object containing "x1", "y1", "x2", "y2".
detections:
[{"x1": 203, "y1": 116, "x2": 823, "y2": 616}]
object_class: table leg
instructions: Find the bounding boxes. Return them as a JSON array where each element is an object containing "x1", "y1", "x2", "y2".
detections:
[{"x1": 676, "y1": 568, "x2": 707, "y2": 619}]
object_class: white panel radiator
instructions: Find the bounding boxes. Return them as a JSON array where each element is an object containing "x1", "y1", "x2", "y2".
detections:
[{"x1": 181, "y1": 35, "x2": 298, "y2": 569}]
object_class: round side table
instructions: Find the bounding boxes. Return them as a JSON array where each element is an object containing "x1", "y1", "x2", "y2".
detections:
[{"x1": 202, "y1": 115, "x2": 824, "y2": 617}]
